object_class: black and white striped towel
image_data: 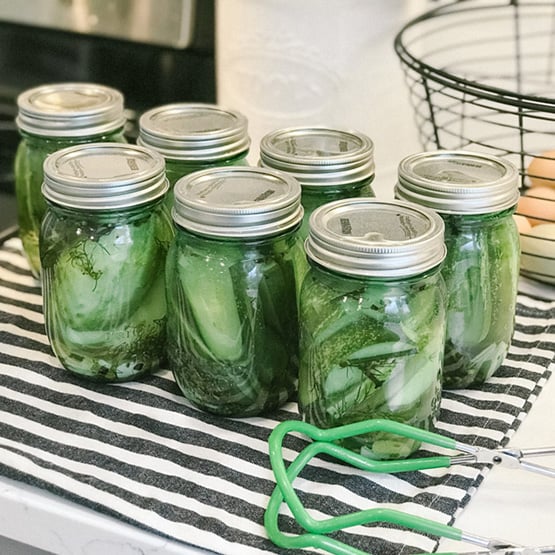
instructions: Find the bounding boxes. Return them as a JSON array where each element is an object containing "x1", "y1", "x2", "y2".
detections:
[{"x1": 0, "y1": 237, "x2": 553, "y2": 555}]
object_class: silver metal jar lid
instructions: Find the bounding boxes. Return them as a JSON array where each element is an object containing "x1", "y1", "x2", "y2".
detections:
[
  {"x1": 305, "y1": 198, "x2": 446, "y2": 278},
  {"x1": 395, "y1": 150, "x2": 520, "y2": 214},
  {"x1": 259, "y1": 126, "x2": 375, "y2": 187},
  {"x1": 42, "y1": 142, "x2": 169, "y2": 210},
  {"x1": 16, "y1": 82, "x2": 126, "y2": 137},
  {"x1": 137, "y1": 103, "x2": 250, "y2": 161},
  {"x1": 172, "y1": 166, "x2": 303, "y2": 238}
]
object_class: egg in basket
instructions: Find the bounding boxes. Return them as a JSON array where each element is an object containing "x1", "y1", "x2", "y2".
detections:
[{"x1": 515, "y1": 152, "x2": 555, "y2": 284}]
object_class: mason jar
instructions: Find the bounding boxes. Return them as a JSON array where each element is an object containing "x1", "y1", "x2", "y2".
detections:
[
  {"x1": 15, "y1": 82, "x2": 127, "y2": 277},
  {"x1": 259, "y1": 126, "x2": 375, "y2": 240},
  {"x1": 166, "y1": 166, "x2": 305, "y2": 417},
  {"x1": 299, "y1": 199, "x2": 446, "y2": 459},
  {"x1": 395, "y1": 150, "x2": 520, "y2": 389},
  {"x1": 137, "y1": 103, "x2": 250, "y2": 205},
  {"x1": 40, "y1": 143, "x2": 173, "y2": 382}
]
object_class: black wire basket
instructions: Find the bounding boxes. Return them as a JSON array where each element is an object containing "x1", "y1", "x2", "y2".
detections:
[{"x1": 394, "y1": 0, "x2": 555, "y2": 285}]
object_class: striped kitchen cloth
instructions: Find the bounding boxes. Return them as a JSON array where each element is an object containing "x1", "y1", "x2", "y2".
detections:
[{"x1": 0, "y1": 236, "x2": 553, "y2": 555}]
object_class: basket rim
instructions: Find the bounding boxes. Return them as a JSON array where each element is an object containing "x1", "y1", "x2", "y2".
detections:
[{"x1": 393, "y1": 0, "x2": 555, "y2": 114}]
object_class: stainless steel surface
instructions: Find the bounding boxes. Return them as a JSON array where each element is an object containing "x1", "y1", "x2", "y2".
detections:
[
  {"x1": 468, "y1": 548, "x2": 555, "y2": 555},
  {"x1": 0, "y1": 0, "x2": 196, "y2": 47},
  {"x1": 451, "y1": 443, "x2": 555, "y2": 478},
  {"x1": 517, "y1": 447, "x2": 555, "y2": 458},
  {"x1": 516, "y1": 460, "x2": 555, "y2": 479}
]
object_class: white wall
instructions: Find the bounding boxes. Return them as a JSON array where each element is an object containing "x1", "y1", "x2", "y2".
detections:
[{"x1": 216, "y1": 0, "x2": 431, "y2": 198}]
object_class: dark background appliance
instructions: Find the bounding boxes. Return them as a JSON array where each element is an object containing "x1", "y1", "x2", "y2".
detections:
[{"x1": 0, "y1": 0, "x2": 215, "y2": 241}]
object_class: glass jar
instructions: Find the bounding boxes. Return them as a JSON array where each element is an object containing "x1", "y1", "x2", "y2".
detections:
[
  {"x1": 395, "y1": 150, "x2": 520, "y2": 389},
  {"x1": 40, "y1": 143, "x2": 173, "y2": 382},
  {"x1": 166, "y1": 166, "x2": 305, "y2": 417},
  {"x1": 259, "y1": 126, "x2": 375, "y2": 240},
  {"x1": 299, "y1": 199, "x2": 446, "y2": 459},
  {"x1": 15, "y1": 82, "x2": 127, "y2": 277},
  {"x1": 137, "y1": 103, "x2": 250, "y2": 204}
]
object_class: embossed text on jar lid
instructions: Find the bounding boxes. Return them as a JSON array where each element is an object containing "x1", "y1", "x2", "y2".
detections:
[
  {"x1": 259, "y1": 126, "x2": 375, "y2": 187},
  {"x1": 172, "y1": 166, "x2": 303, "y2": 238},
  {"x1": 16, "y1": 82, "x2": 126, "y2": 137},
  {"x1": 395, "y1": 150, "x2": 520, "y2": 214},
  {"x1": 42, "y1": 142, "x2": 169, "y2": 209},
  {"x1": 305, "y1": 198, "x2": 446, "y2": 277},
  {"x1": 137, "y1": 103, "x2": 250, "y2": 161}
]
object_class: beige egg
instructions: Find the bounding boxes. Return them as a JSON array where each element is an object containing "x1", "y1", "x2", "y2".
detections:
[
  {"x1": 516, "y1": 186, "x2": 555, "y2": 226},
  {"x1": 519, "y1": 223, "x2": 555, "y2": 284},
  {"x1": 527, "y1": 150, "x2": 555, "y2": 188},
  {"x1": 513, "y1": 214, "x2": 532, "y2": 234}
]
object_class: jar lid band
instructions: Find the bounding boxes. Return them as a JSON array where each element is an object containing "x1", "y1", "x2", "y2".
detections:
[
  {"x1": 16, "y1": 83, "x2": 126, "y2": 137},
  {"x1": 137, "y1": 103, "x2": 250, "y2": 161},
  {"x1": 395, "y1": 150, "x2": 520, "y2": 214},
  {"x1": 305, "y1": 198, "x2": 446, "y2": 277},
  {"x1": 42, "y1": 143, "x2": 169, "y2": 209},
  {"x1": 259, "y1": 126, "x2": 375, "y2": 187},
  {"x1": 172, "y1": 166, "x2": 303, "y2": 238}
]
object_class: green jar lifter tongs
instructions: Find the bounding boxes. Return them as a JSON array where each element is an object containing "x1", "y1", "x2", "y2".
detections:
[{"x1": 264, "y1": 418, "x2": 555, "y2": 555}]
